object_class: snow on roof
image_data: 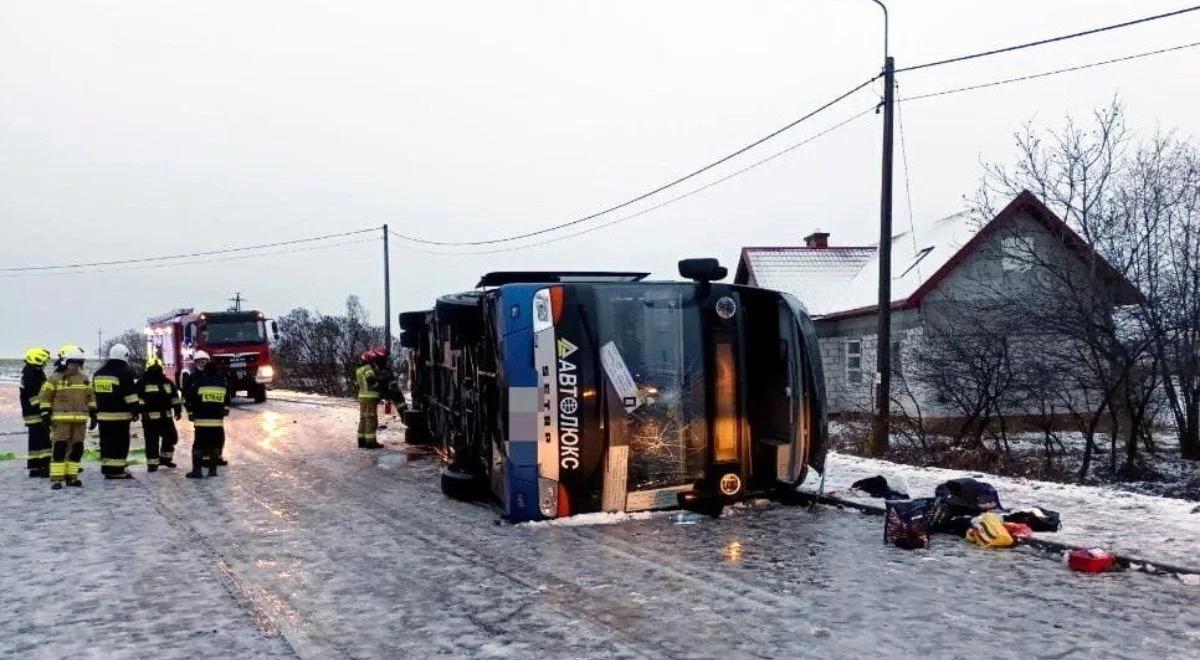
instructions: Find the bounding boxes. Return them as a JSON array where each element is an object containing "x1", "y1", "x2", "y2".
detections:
[{"x1": 740, "y1": 211, "x2": 975, "y2": 317}]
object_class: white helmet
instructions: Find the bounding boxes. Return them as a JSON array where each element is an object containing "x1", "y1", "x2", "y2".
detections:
[
  {"x1": 61, "y1": 345, "x2": 87, "y2": 363},
  {"x1": 108, "y1": 343, "x2": 130, "y2": 362},
  {"x1": 193, "y1": 350, "x2": 211, "y2": 362}
]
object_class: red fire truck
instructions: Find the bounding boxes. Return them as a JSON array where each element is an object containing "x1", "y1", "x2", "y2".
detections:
[{"x1": 146, "y1": 307, "x2": 279, "y2": 403}]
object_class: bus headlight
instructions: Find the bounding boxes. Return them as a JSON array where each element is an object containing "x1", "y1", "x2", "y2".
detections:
[
  {"x1": 538, "y1": 477, "x2": 559, "y2": 517},
  {"x1": 533, "y1": 289, "x2": 553, "y2": 332},
  {"x1": 533, "y1": 287, "x2": 564, "y2": 333},
  {"x1": 715, "y1": 296, "x2": 737, "y2": 320}
]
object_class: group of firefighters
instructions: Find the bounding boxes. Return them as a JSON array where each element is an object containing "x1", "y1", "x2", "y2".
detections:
[
  {"x1": 17, "y1": 343, "x2": 404, "y2": 487},
  {"x1": 18, "y1": 344, "x2": 230, "y2": 488}
]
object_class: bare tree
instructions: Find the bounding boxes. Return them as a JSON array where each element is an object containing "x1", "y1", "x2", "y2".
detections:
[
  {"x1": 273, "y1": 295, "x2": 390, "y2": 396},
  {"x1": 101, "y1": 329, "x2": 148, "y2": 367},
  {"x1": 969, "y1": 99, "x2": 1187, "y2": 476}
]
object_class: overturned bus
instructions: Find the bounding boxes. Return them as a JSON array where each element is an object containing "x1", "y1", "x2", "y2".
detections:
[{"x1": 400, "y1": 259, "x2": 827, "y2": 522}]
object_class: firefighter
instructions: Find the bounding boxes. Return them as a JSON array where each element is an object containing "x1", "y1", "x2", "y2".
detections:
[
  {"x1": 93, "y1": 343, "x2": 141, "y2": 480},
  {"x1": 355, "y1": 347, "x2": 406, "y2": 449},
  {"x1": 136, "y1": 357, "x2": 182, "y2": 471},
  {"x1": 183, "y1": 350, "x2": 228, "y2": 478},
  {"x1": 182, "y1": 358, "x2": 229, "y2": 467},
  {"x1": 20, "y1": 347, "x2": 52, "y2": 478},
  {"x1": 40, "y1": 345, "x2": 96, "y2": 489}
]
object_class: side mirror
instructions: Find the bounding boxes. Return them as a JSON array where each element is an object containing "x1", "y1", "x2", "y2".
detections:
[
  {"x1": 270, "y1": 320, "x2": 279, "y2": 342},
  {"x1": 184, "y1": 323, "x2": 196, "y2": 344},
  {"x1": 678, "y1": 258, "x2": 727, "y2": 282}
]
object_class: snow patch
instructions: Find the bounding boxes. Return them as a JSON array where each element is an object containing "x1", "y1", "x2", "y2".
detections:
[{"x1": 518, "y1": 510, "x2": 672, "y2": 528}]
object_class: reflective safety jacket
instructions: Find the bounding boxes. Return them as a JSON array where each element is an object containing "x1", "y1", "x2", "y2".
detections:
[
  {"x1": 356, "y1": 364, "x2": 406, "y2": 407},
  {"x1": 39, "y1": 371, "x2": 97, "y2": 423},
  {"x1": 136, "y1": 370, "x2": 182, "y2": 420},
  {"x1": 355, "y1": 364, "x2": 382, "y2": 401},
  {"x1": 93, "y1": 359, "x2": 141, "y2": 422},
  {"x1": 183, "y1": 367, "x2": 229, "y2": 427},
  {"x1": 19, "y1": 364, "x2": 46, "y2": 426}
]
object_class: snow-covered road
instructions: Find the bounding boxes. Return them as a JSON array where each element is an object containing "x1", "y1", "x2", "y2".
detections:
[{"x1": 2, "y1": 384, "x2": 1198, "y2": 659}]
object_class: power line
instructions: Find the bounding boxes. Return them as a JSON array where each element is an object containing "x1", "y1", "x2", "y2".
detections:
[
  {"x1": 394, "y1": 104, "x2": 878, "y2": 255},
  {"x1": 895, "y1": 80, "x2": 922, "y2": 281},
  {"x1": 0, "y1": 236, "x2": 377, "y2": 279},
  {"x1": 0, "y1": 227, "x2": 379, "y2": 272},
  {"x1": 898, "y1": 5, "x2": 1200, "y2": 73},
  {"x1": 900, "y1": 40, "x2": 1200, "y2": 103},
  {"x1": 388, "y1": 76, "x2": 880, "y2": 247}
]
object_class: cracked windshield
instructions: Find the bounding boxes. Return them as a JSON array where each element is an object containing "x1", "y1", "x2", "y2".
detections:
[{"x1": 595, "y1": 285, "x2": 706, "y2": 491}]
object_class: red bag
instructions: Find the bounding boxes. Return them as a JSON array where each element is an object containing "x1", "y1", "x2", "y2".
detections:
[
  {"x1": 1003, "y1": 522, "x2": 1034, "y2": 539},
  {"x1": 1067, "y1": 549, "x2": 1116, "y2": 573}
]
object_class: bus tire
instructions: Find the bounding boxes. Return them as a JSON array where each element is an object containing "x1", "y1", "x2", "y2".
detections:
[
  {"x1": 399, "y1": 310, "x2": 429, "y2": 333},
  {"x1": 435, "y1": 292, "x2": 483, "y2": 330},
  {"x1": 440, "y1": 466, "x2": 484, "y2": 502}
]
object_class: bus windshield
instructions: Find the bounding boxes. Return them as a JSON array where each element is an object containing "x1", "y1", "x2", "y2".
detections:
[{"x1": 592, "y1": 285, "x2": 707, "y2": 491}]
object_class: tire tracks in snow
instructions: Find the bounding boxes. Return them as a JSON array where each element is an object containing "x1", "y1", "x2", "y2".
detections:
[{"x1": 226, "y1": 435, "x2": 663, "y2": 659}]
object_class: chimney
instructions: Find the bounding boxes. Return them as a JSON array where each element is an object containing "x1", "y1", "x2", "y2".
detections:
[{"x1": 803, "y1": 231, "x2": 830, "y2": 249}]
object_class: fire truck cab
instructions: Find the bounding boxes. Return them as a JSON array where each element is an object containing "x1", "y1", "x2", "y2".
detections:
[{"x1": 146, "y1": 307, "x2": 279, "y2": 403}]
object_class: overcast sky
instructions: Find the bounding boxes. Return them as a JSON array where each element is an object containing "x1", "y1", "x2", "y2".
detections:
[{"x1": 2, "y1": 0, "x2": 1197, "y2": 357}]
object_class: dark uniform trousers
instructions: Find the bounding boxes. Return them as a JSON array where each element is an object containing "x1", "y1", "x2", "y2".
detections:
[
  {"x1": 98, "y1": 420, "x2": 132, "y2": 476},
  {"x1": 193, "y1": 422, "x2": 225, "y2": 470},
  {"x1": 142, "y1": 414, "x2": 178, "y2": 466},
  {"x1": 27, "y1": 422, "x2": 51, "y2": 473}
]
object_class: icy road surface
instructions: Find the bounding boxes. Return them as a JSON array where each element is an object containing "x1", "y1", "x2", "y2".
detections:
[{"x1": 1, "y1": 384, "x2": 1199, "y2": 659}]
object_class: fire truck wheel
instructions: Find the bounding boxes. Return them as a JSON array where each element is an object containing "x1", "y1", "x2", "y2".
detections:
[
  {"x1": 440, "y1": 466, "x2": 485, "y2": 502},
  {"x1": 253, "y1": 385, "x2": 267, "y2": 404}
]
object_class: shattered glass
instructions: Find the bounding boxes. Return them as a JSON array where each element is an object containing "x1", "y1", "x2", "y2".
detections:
[{"x1": 595, "y1": 286, "x2": 707, "y2": 491}]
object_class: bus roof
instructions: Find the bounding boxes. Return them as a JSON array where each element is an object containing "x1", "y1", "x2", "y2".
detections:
[{"x1": 476, "y1": 271, "x2": 650, "y2": 287}]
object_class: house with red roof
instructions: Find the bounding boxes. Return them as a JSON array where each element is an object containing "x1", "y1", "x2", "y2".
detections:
[{"x1": 734, "y1": 191, "x2": 1142, "y2": 416}]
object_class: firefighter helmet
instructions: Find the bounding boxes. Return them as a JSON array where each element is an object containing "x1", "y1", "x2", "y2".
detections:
[
  {"x1": 193, "y1": 350, "x2": 211, "y2": 363},
  {"x1": 24, "y1": 347, "x2": 51, "y2": 366},
  {"x1": 60, "y1": 345, "x2": 87, "y2": 363},
  {"x1": 108, "y1": 343, "x2": 130, "y2": 362}
]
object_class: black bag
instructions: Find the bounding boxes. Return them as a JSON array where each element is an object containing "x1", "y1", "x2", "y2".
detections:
[
  {"x1": 926, "y1": 478, "x2": 1003, "y2": 533},
  {"x1": 1003, "y1": 507, "x2": 1061, "y2": 532},
  {"x1": 934, "y1": 478, "x2": 1002, "y2": 516},
  {"x1": 885, "y1": 498, "x2": 933, "y2": 550},
  {"x1": 851, "y1": 475, "x2": 910, "y2": 500}
]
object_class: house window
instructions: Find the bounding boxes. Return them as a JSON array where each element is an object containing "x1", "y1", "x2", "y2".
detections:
[
  {"x1": 846, "y1": 339, "x2": 862, "y2": 386},
  {"x1": 1001, "y1": 236, "x2": 1032, "y2": 273}
]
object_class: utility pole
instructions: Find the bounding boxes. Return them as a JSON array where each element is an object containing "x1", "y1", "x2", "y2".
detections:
[
  {"x1": 865, "y1": 0, "x2": 892, "y2": 457},
  {"x1": 97, "y1": 327, "x2": 103, "y2": 358},
  {"x1": 872, "y1": 55, "x2": 895, "y2": 456},
  {"x1": 382, "y1": 224, "x2": 392, "y2": 349},
  {"x1": 228, "y1": 292, "x2": 245, "y2": 311}
]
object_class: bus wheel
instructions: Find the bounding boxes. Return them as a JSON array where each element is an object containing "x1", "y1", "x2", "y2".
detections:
[
  {"x1": 253, "y1": 385, "x2": 267, "y2": 404},
  {"x1": 440, "y1": 466, "x2": 484, "y2": 502}
]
